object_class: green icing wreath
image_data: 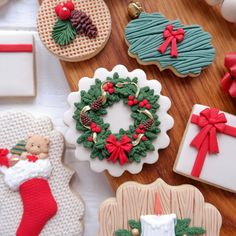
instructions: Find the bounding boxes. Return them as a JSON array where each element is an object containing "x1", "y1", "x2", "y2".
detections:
[{"x1": 73, "y1": 72, "x2": 161, "y2": 165}]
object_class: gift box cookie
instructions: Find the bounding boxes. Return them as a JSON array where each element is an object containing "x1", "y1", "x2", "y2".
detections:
[
  {"x1": 0, "y1": 31, "x2": 35, "y2": 97},
  {"x1": 174, "y1": 104, "x2": 236, "y2": 193}
]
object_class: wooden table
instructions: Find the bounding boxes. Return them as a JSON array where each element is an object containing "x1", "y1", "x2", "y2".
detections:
[{"x1": 39, "y1": 0, "x2": 236, "y2": 235}]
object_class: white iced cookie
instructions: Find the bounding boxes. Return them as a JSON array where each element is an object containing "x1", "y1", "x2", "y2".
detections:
[
  {"x1": 64, "y1": 65, "x2": 173, "y2": 177},
  {"x1": 0, "y1": 31, "x2": 35, "y2": 97}
]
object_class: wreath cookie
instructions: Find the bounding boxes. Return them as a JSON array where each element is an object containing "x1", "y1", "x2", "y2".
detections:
[{"x1": 64, "y1": 65, "x2": 173, "y2": 176}]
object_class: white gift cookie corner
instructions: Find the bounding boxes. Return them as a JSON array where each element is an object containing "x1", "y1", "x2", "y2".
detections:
[
  {"x1": 174, "y1": 104, "x2": 236, "y2": 193},
  {"x1": 64, "y1": 64, "x2": 174, "y2": 177}
]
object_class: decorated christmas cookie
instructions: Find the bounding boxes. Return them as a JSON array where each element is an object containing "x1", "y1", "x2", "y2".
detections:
[
  {"x1": 64, "y1": 65, "x2": 173, "y2": 176},
  {"x1": 0, "y1": 31, "x2": 35, "y2": 97},
  {"x1": 98, "y1": 179, "x2": 222, "y2": 236},
  {"x1": 125, "y1": 12, "x2": 215, "y2": 77},
  {"x1": 0, "y1": 111, "x2": 84, "y2": 236},
  {"x1": 37, "y1": 0, "x2": 111, "y2": 61},
  {"x1": 174, "y1": 104, "x2": 236, "y2": 193},
  {"x1": 221, "y1": 52, "x2": 236, "y2": 97}
]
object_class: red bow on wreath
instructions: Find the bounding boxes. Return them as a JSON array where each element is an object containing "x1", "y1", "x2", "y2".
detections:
[
  {"x1": 221, "y1": 53, "x2": 236, "y2": 97},
  {"x1": 158, "y1": 24, "x2": 185, "y2": 58},
  {"x1": 190, "y1": 107, "x2": 236, "y2": 177},
  {"x1": 106, "y1": 134, "x2": 133, "y2": 165}
]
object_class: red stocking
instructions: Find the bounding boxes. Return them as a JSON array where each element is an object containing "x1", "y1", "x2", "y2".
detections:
[{"x1": 16, "y1": 178, "x2": 57, "y2": 236}]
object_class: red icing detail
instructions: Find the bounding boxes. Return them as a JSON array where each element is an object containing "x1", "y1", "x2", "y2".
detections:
[
  {"x1": 108, "y1": 88, "x2": 114, "y2": 94},
  {"x1": 26, "y1": 155, "x2": 39, "y2": 163},
  {"x1": 143, "y1": 99, "x2": 148, "y2": 105},
  {"x1": 154, "y1": 192, "x2": 162, "y2": 215},
  {"x1": 146, "y1": 104, "x2": 151, "y2": 110},
  {"x1": 107, "y1": 82, "x2": 113, "y2": 88},
  {"x1": 88, "y1": 136, "x2": 93, "y2": 142},
  {"x1": 141, "y1": 136, "x2": 147, "y2": 141},
  {"x1": 221, "y1": 53, "x2": 236, "y2": 97},
  {"x1": 139, "y1": 124, "x2": 144, "y2": 129},
  {"x1": 16, "y1": 178, "x2": 57, "y2": 236},
  {"x1": 91, "y1": 127, "x2": 97, "y2": 132},
  {"x1": 106, "y1": 134, "x2": 132, "y2": 165},
  {"x1": 132, "y1": 134, "x2": 138, "y2": 139},
  {"x1": 158, "y1": 24, "x2": 185, "y2": 58},
  {"x1": 103, "y1": 84, "x2": 109, "y2": 91},
  {"x1": 128, "y1": 95, "x2": 134, "y2": 100},
  {"x1": 90, "y1": 123, "x2": 97, "y2": 129},
  {"x1": 64, "y1": 0, "x2": 74, "y2": 11},
  {"x1": 58, "y1": 7, "x2": 71, "y2": 20},
  {"x1": 0, "y1": 148, "x2": 10, "y2": 168},
  {"x1": 190, "y1": 107, "x2": 236, "y2": 177},
  {"x1": 95, "y1": 126, "x2": 101, "y2": 133},
  {"x1": 139, "y1": 102, "x2": 144, "y2": 107},
  {"x1": 128, "y1": 100, "x2": 134, "y2": 106},
  {"x1": 133, "y1": 99, "x2": 138, "y2": 105},
  {"x1": 55, "y1": 3, "x2": 64, "y2": 16},
  {"x1": 140, "y1": 130, "x2": 145, "y2": 134},
  {"x1": 136, "y1": 128, "x2": 141, "y2": 134},
  {"x1": 0, "y1": 44, "x2": 33, "y2": 53}
]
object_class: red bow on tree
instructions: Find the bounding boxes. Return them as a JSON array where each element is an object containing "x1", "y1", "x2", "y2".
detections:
[
  {"x1": 106, "y1": 134, "x2": 133, "y2": 165},
  {"x1": 221, "y1": 53, "x2": 236, "y2": 97},
  {"x1": 0, "y1": 148, "x2": 10, "y2": 168},
  {"x1": 190, "y1": 107, "x2": 236, "y2": 177},
  {"x1": 158, "y1": 24, "x2": 185, "y2": 58}
]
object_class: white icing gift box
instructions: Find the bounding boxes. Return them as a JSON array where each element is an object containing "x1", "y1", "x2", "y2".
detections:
[
  {"x1": 0, "y1": 31, "x2": 35, "y2": 97},
  {"x1": 174, "y1": 104, "x2": 236, "y2": 193}
]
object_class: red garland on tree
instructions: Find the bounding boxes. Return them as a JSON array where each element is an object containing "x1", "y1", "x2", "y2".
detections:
[{"x1": 106, "y1": 135, "x2": 132, "y2": 165}]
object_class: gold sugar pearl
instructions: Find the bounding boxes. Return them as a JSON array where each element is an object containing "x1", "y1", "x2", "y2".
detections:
[{"x1": 128, "y1": 1, "x2": 143, "y2": 19}]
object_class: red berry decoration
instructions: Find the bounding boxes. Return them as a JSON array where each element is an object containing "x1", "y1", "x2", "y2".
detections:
[
  {"x1": 108, "y1": 88, "x2": 114, "y2": 94},
  {"x1": 143, "y1": 99, "x2": 148, "y2": 105},
  {"x1": 146, "y1": 104, "x2": 151, "y2": 110},
  {"x1": 88, "y1": 136, "x2": 93, "y2": 142},
  {"x1": 64, "y1": 0, "x2": 75, "y2": 11},
  {"x1": 133, "y1": 99, "x2": 138, "y2": 105},
  {"x1": 139, "y1": 102, "x2": 144, "y2": 107},
  {"x1": 132, "y1": 134, "x2": 138, "y2": 139},
  {"x1": 136, "y1": 128, "x2": 141, "y2": 134},
  {"x1": 59, "y1": 7, "x2": 71, "y2": 20},
  {"x1": 103, "y1": 84, "x2": 109, "y2": 91},
  {"x1": 141, "y1": 136, "x2": 147, "y2": 141},
  {"x1": 90, "y1": 122, "x2": 97, "y2": 129},
  {"x1": 95, "y1": 126, "x2": 101, "y2": 133},
  {"x1": 128, "y1": 95, "x2": 134, "y2": 100},
  {"x1": 139, "y1": 124, "x2": 144, "y2": 129},
  {"x1": 107, "y1": 83, "x2": 114, "y2": 88},
  {"x1": 55, "y1": 3, "x2": 64, "y2": 16},
  {"x1": 92, "y1": 127, "x2": 97, "y2": 132},
  {"x1": 128, "y1": 100, "x2": 134, "y2": 106}
]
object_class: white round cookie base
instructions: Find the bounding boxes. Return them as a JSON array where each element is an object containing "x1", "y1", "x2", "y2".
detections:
[{"x1": 64, "y1": 65, "x2": 174, "y2": 177}]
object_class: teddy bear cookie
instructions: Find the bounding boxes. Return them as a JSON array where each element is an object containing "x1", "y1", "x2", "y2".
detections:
[
  {"x1": 125, "y1": 11, "x2": 215, "y2": 77},
  {"x1": 37, "y1": 0, "x2": 111, "y2": 61},
  {"x1": 64, "y1": 65, "x2": 174, "y2": 177},
  {"x1": 0, "y1": 110, "x2": 84, "y2": 236},
  {"x1": 98, "y1": 178, "x2": 222, "y2": 236}
]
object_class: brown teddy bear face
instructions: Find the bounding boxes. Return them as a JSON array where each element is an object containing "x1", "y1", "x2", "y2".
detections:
[{"x1": 25, "y1": 135, "x2": 49, "y2": 155}]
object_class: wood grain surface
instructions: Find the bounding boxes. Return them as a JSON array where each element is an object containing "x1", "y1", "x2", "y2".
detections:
[{"x1": 39, "y1": 0, "x2": 236, "y2": 235}]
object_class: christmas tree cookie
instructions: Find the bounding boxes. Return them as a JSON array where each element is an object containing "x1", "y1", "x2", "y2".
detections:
[
  {"x1": 64, "y1": 65, "x2": 174, "y2": 177},
  {"x1": 98, "y1": 178, "x2": 222, "y2": 236},
  {"x1": 0, "y1": 111, "x2": 84, "y2": 236},
  {"x1": 125, "y1": 12, "x2": 215, "y2": 77},
  {"x1": 174, "y1": 104, "x2": 236, "y2": 193},
  {"x1": 37, "y1": 0, "x2": 111, "y2": 61}
]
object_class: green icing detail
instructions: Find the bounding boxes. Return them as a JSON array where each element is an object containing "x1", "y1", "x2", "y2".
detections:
[
  {"x1": 52, "y1": 19, "x2": 76, "y2": 46},
  {"x1": 125, "y1": 12, "x2": 215, "y2": 76}
]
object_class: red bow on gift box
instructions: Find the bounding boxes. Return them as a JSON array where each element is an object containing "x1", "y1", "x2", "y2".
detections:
[
  {"x1": 106, "y1": 134, "x2": 132, "y2": 165},
  {"x1": 221, "y1": 53, "x2": 236, "y2": 97},
  {"x1": 190, "y1": 107, "x2": 236, "y2": 177},
  {"x1": 158, "y1": 24, "x2": 185, "y2": 58}
]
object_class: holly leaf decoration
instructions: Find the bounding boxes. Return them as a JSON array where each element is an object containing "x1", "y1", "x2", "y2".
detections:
[
  {"x1": 175, "y1": 218, "x2": 206, "y2": 236},
  {"x1": 52, "y1": 19, "x2": 76, "y2": 46},
  {"x1": 114, "y1": 229, "x2": 132, "y2": 236}
]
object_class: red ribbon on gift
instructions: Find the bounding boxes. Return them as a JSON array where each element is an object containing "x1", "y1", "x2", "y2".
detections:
[
  {"x1": 106, "y1": 134, "x2": 132, "y2": 165},
  {"x1": 158, "y1": 24, "x2": 185, "y2": 58},
  {"x1": 221, "y1": 53, "x2": 236, "y2": 97},
  {"x1": 190, "y1": 107, "x2": 236, "y2": 177},
  {"x1": 0, "y1": 44, "x2": 33, "y2": 53}
]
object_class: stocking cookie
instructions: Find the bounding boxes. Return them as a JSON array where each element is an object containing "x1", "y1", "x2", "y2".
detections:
[
  {"x1": 98, "y1": 179, "x2": 222, "y2": 236},
  {"x1": 64, "y1": 65, "x2": 173, "y2": 177},
  {"x1": 125, "y1": 6, "x2": 215, "y2": 78},
  {"x1": 0, "y1": 111, "x2": 84, "y2": 236}
]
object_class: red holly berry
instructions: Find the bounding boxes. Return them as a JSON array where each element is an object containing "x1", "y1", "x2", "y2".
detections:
[
  {"x1": 64, "y1": 0, "x2": 74, "y2": 11},
  {"x1": 92, "y1": 127, "x2": 97, "y2": 132},
  {"x1": 141, "y1": 136, "x2": 147, "y2": 141},
  {"x1": 103, "y1": 84, "x2": 109, "y2": 91},
  {"x1": 136, "y1": 128, "x2": 141, "y2": 134},
  {"x1": 107, "y1": 82, "x2": 113, "y2": 88},
  {"x1": 146, "y1": 104, "x2": 151, "y2": 110},
  {"x1": 90, "y1": 122, "x2": 97, "y2": 129},
  {"x1": 140, "y1": 129, "x2": 145, "y2": 134},
  {"x1": 88, "y1": 136, "x2": 93, "y2": 142},
  {"x1": 128, "y1": 100, "x2": 134, "y2": 106},
  {"x1": 132, "y1": 134, "x2": 138, "y2": 139},
  {"x1": 55, "y1": 3, "x2": 64, "y2": 16},
  {"x1": 143, "y1": 99, "x2": 148, "y2": 105},
  {"x1": 133, "y1": 99, "x2": 138, "y2": 105},
  {"x1": 95, "y1": 126, "x2": 101, "y2": 133},
  {"x1": 108, "y1": 88, "x2": 114, "y2": 94},
  {"x1": 139, "y1": 102, "x2": 144, "y2": 107},
  {"x1": 128, "y1": 95, "x2": 134, "y2": 100},
  {"x1": 139, "y1": 124, "x2": 144, "y2": 129},
  {"x1": 58, "y1": 7, "x2": 71, "y2": 20}
]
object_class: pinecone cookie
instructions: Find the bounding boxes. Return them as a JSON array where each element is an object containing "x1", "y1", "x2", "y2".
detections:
[{"x1": 37, "y1": 0, "x2": 111, "y2": 62}]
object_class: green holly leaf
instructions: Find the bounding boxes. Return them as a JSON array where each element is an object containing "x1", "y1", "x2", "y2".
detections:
[
  {"x1": 114, "y1": 229, "x2": 132, "y2": 236},
  {"x1": 52, "y1": 19, "x2": 76, "y2": 46}
]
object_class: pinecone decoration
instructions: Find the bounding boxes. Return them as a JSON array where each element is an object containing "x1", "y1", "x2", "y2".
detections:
[
  {"x1": 91, "y1": 97, "x2": 103, "y2": 111},
  {"x1": 70, "y1": 10, "x2": 98, "y2": 38},
  {"x1": 143, "y1": 118, "x2": 154, "y2": 130},
  {"x1": 80, "y1": 112, "x2": 92, "y2": 126}
]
